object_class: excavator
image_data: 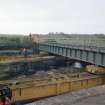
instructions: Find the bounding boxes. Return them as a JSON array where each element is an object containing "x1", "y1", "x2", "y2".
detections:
[{"x1": 0, "y1": 84, "x2": 12, "y2": 105}]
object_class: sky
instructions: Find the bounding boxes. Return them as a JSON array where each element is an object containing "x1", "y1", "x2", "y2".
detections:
[{"x1": 0, "y1": 0, "x2": 105, "y2": 35}]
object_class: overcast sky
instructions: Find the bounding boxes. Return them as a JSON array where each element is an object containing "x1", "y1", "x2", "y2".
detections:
[{"x1": 0, "y1": 0, "x2": 105, "y2": 35}]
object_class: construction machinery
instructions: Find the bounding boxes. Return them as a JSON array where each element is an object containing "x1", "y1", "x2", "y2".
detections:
[{"x1": 0, "y1": 84, "x2": 12, "y2": 105}]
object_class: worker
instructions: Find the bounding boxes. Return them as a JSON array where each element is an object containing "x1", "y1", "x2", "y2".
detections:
[{"x1": 22, "y1": 48, "x2": 28, "y2": 58}]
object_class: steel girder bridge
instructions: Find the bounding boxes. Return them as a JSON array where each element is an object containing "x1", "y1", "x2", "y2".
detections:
[{"x1": 36, "y1": 42, "x2": 105, "y2": 67}]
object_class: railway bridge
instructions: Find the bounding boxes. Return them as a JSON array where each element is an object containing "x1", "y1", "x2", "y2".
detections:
[{"x1": 34, "y1": 34, "x2": 105, "y2": 67}]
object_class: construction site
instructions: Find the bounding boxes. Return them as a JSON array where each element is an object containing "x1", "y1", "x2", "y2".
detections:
[{"x1": 0, "y1": 34, "x2": 105, "y2": 105}]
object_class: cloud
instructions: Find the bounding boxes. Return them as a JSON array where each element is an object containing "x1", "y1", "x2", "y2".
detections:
[{"x1": 0, "y1": 0, "x2": 105, "y2": 34}]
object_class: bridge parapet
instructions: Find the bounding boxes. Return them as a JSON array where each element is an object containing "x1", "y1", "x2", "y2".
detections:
[{"x1": 39, "y1": 42, "x2": 105, "y2": 53}]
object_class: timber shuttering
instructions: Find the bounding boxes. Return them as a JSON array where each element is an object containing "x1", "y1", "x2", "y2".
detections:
[{"x1": 9, "y1": 74, "x2": 105, "y2": 102}]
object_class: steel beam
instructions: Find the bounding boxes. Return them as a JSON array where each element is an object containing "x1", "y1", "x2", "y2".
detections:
[{"x1": 38, "y1": 43, "x2": 105, "y2": 67}]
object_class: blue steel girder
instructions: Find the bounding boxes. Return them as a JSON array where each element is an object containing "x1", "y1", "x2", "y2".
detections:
[{"x1": 38, "y1": 43, "x2": 105, "y2": 67}]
